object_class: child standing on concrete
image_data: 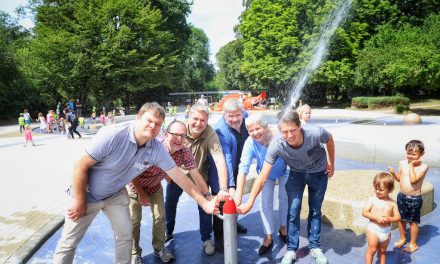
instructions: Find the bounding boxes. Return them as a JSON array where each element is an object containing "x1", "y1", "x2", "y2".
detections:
[
  {"x1": 388, "y1": 139, "x2": 429, "y2": 253},
  {"x1": 18, "y1": 113, "x2": 25, "y2": 133},
  {"x1": 362, "y1": 172, "x2": 400, "y2": 264},
  {"x1": 23, "y1": 125, "x2": 35, "y2": 147}
]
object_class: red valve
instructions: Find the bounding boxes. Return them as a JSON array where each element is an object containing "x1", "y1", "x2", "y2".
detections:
[{"x1": 223, "y1": 198, "x2": 237, "y2": 214}]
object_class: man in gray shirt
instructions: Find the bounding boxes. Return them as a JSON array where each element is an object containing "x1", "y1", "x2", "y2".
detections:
[
  {"x1": 238, "y1": 110, "x2": 335, "y2": 264},
  {"x1": 54, "y1": 102, "x2": 219, "y2": 264}
]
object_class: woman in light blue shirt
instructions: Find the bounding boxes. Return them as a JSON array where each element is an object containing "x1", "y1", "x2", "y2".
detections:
[{"x1": 234, "y1": 114, "x2": 288, "y2": 255}]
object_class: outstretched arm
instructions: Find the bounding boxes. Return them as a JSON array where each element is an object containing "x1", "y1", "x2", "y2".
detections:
[
  {"x1": 237, "y1": 162, "x2": 273, "y2": 214},
  {"x1": 234, "y1": 172, "x2": 247, "y2": 206},
  {"x1": 188, "y1": 168, "x2": 210, "y2": 195},
  {"x1": 165, "y1": 166, "x2": 219, "y2": 214},
  {"x1": 68, "y1": 155, "x2": 97, "y2": 220}
]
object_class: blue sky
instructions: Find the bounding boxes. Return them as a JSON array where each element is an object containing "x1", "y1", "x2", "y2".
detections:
[{"x1": 0, "y1": 0, "x2": 243, "y2": 64}]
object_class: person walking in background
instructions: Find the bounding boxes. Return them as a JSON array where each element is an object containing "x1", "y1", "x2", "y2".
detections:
[
  {"x1": 100, "y1": 111, "x2": 106, "y2": 126},
  {"x1": 388, "y1": 140, "x2": 429, "y2": 253},
  {"x1": 234, "y1": 114, "x2": 288, "y2": 255},
  {"x1": 65, "y1": 108, "x2": 82, "y2": 139},
  {"x1": 23, "y1": 109, "x2": 32, "y2": 125},
  {"x1": 362, "y1": 172, "x2": 400, "y2": 264},
  {"x1": 47, "y1": 110, "x2": 54, "y2": 133},
  {"x1": 75, "y1": 99, "x2": 82, "y2": 117},
  {"x1": 18, "y1": 113, "x2": 25, "y2": 133},
  {"x1": 23, "y1": 125, "x2": 35, "y2": 147},
  {"x1": 37, "y1": 112, "x2": 47, "y2": 133},
  {"x1": 238, "y1": 110, "x2": 335, "y2": 264},
  {"x1": 78, "y1": 116, "x2": 85, "y2": 130},
  {"x1": 297, "y1": 104, "x2": 312, "y2": 125},
  {"x1": 53, "y1": 102, "x2": 219, "y2": 264},
  {"x1": 197, "y1": 94, "x2": 209, "y2": 106}
]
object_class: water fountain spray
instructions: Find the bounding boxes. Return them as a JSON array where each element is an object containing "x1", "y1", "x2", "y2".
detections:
[{"x1": 282, "y1": 0, "x2": 353, "y2": 117}]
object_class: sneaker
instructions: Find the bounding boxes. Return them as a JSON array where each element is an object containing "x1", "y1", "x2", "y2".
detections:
[
  {"x1": 281, "y1": 250, "x2": 297, "y2": 264},
  {"x1": 153, "y1": 247, "x2": 175, "y2": 263},
  {"x1": 203, "y1": 240, "x2": 215, "y2": 256},
  {"x1": 132, "y1": 255, "x2": 144, "y2": 264},
  {"x1": 310, "y1": 248, "x2": 328, "y2": 264}
]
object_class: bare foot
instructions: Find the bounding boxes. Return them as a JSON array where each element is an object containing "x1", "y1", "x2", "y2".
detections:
[
  {"x1": 394, "y1": 239, "x2": 406, "y2": 248},
  {"x1": 403, "y1": 243, "x2": 419, "y2": 253}
]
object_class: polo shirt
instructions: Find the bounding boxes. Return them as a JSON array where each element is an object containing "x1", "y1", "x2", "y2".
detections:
[
  {"x1": 76, "y1": 122, "x2": 175, "y2": 202},
  {"x1": 185, "y1": 123, "x2": 223, "y2": 181}
]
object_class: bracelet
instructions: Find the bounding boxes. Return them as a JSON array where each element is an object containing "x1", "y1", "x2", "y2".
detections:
[
  {"x1": 204, "y1": 191, "x2": 212, "y2": 198},
  {"x1": 220, "y1": 187, "x2": 228, "y2": 192}
]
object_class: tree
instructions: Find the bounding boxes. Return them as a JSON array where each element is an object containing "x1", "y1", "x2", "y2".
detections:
[
  {"x1": 180, "y1": 26, "x2": 214, "y2": 92},
  {"x1": 355, "y1": 14, "x2": 440, "y2": 97},
  {"x1": 29, "y1": 0, "x2": 182, "y2": 110}
]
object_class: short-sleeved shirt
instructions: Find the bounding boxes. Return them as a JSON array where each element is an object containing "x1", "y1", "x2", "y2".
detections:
[
  {"x1": 265, "y1": 125, "x2": 330, "y2": 173},
  {"x1": 72, "y1": 122, "x2": 176, "y2": 203},
  {"x1": 128, "y1": 144, "x2": 196, "y2": 196},
  {"x1": 185, "y1": 123, "x2": 223, "y2": 181}
]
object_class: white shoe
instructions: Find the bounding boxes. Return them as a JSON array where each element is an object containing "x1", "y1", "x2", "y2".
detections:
[
  {"x1": 131, "y1": 255, "x2": 144, "y2": 264},
  {"x1": 281, "y1": 250, "x2": 296, "y2": 264},
  {"x1": 310, "y1": 248, "x2": 328, "y2": 264}
]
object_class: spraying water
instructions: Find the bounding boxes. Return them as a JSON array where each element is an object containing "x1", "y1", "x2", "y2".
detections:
[{"x1": 283, "y1": 0, "x2": 353, "y2": 114}]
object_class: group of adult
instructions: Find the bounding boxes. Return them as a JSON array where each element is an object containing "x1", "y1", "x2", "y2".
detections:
[{"x1": 53, "y1": 98, "x2": 335, "y2": 264}]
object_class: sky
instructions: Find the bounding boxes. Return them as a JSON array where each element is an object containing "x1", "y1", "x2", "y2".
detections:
[{"x1": 0, "y1": 0, "x2": 244, "y2": 65}]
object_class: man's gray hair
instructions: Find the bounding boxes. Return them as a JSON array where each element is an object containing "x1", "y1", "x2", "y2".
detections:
[
  {"x1": 245, "y1": 114, "x2": 268, "y2": 129},
  {"x1": 190, "y1": 103, "x2": 209, "y2": 116},
  {"x1": 223, "y1": 98, "x2": 243, "y2": 114}
]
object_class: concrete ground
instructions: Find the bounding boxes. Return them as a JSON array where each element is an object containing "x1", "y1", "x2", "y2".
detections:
[{"x1": 1, "y1": 109, "x2": 439, "y2": 263}]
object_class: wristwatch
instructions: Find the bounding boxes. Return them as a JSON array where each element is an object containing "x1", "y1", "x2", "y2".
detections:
[
  {"x1": 220, "y1": 187, "x2": 228, "y2": 192},
  {"x1": 204, "y1": 191, "x2": 212, "y2": 198}
]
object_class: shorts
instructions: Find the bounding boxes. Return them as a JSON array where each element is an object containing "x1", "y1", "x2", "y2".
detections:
[
  {"x1": 366, "y1": 222, "x2": 391, "y2": 243},
  {"x1": 397, "y1": 192, "x2": 423, "y2": 223}
]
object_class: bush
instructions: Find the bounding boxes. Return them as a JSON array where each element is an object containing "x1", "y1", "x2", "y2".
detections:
[
  {"x1": 351, "y1": 96, "x2": 410, "y2": 109},
  {"x1": 394, "y1": 104, "x2": 410, "y2": 114}
]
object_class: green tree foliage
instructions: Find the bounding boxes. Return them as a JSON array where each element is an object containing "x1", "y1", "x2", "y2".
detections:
[
  {"x1": 233, "y1": 0, "x2": 440, "y2": 102},
  {"x1": 180, "y1": 26, "x2": 215, "y2": 92},
  {"x1": 0, "y1": 12, "x2": 41, "y2": 119},
  {"x1": 355, "y1": 14, "x2": 440, "y2": 96},
  {"x1": 29, "y1": 0, "x2": 183, "y2": 109},
  {"x1": 215, "y1": 39, "x2": 250, "y2": 90}
]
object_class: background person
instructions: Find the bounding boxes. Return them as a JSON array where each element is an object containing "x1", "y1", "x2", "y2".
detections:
[{"x1": 296, "y1": 104, "x2": 312, "y2": 125}]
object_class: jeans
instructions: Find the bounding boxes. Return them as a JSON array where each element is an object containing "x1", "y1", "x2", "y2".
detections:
[
  {"x1": 285, "y1": 170, "x2": 328, "y2": 251},
  {"x1": 165, "y1": 181, "x2": 212, "y2": 242}
]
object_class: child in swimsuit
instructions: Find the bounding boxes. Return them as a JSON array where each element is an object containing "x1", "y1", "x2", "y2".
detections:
[{"x1": 362, "y1": 172, "x2": 400, "y2": 264}]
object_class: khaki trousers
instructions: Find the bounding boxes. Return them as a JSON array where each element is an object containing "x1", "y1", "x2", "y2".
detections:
[
  {"x1": 53, "y1": 188, "x2": 132, "y2": 264},
  {"x1": 128, "y1": 185, "x2": 166, "y2": 255}
]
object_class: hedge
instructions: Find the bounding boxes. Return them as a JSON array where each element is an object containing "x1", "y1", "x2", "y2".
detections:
[{"x1": 351, "y1": 96, "x2": 410, "y2": 109}]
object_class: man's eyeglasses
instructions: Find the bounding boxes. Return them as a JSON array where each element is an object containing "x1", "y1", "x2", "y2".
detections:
[{"x1": 168, "y1": 132, "x2": 187, "y2": 139}]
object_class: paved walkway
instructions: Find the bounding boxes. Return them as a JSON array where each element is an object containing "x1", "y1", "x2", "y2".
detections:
[{"x1": 0, "y1": 109, "x2": 439, "y2": 263}]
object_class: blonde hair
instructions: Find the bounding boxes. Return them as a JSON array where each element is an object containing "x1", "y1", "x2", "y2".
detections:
[
  {"x1": 373, "y1": 172, "x2": 394, "y2": 192},
  {"x1": 296, "y1": 104, "x2": 311, "y2": 116}
]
